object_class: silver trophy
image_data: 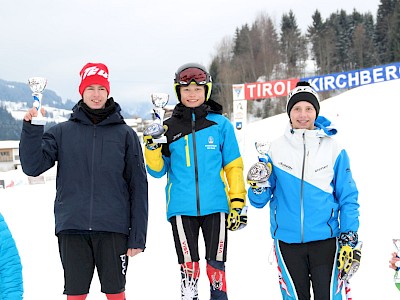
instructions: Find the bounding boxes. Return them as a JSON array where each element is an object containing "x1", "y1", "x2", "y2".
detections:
[
  {"x1": 247, "y1": 141, "x2": 272, "y2": 187},
  {"x1": 255, "y1": 141, "x2": 271, "y2": 161},
  {"x1": 143, "y1": 93, "x2": 169, "y2": 144},
  {"x1": 28, "y1": 77, "x2": 47, "y2": 125}
]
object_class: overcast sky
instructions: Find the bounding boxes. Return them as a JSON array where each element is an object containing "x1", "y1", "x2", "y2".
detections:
[{"x1": 1, "y1": 0, "x2": 380, "y2": 114}]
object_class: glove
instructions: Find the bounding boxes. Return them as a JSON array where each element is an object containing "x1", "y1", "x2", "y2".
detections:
[
  {"x1": 143, "y1": 124, "x2": 168, "y2": 150},
  {"x1": 247, "y1": 161, "x2": 272, "y2": 191},
  {"x1": 337, "y1": 231, "x2": 360, "y2": 281},
  {"x1": 337, "y1": 245, "x2": 353, "y2": 278},
  {"x1": 338, "y1": 231, "x2": 358, "y2": 248},
  {"x1": 226, "y1": 203, "x2": 248, "y2": 231}
]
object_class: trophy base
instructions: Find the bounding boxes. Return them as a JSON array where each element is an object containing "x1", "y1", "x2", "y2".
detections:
[
  {"x1": 153, "y1": 136, "x2": 167, "y2": 144},
  {"x1": 143, "y1": 123, "x2": 167, "y2": 143},
  {"x1": 31, "y1": 117, "x2": 47, "y2": 126}
]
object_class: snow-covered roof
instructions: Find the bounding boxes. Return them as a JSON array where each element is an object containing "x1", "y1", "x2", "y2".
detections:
[{"x1": 0, "y1": 140, "x2": 19, "y2": 149}]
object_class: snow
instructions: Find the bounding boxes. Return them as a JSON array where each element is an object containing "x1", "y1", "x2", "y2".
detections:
[
  {"x1": 1, "y1": 100, "x2": 71, "y2": 123},
  {"x1": 1, "y1": 79, "x2": 400, "y2": 299}
]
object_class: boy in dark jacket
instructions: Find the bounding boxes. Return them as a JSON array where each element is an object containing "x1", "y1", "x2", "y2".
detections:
[{"x1": 19, "y1": 62, "x2": 148, "y2": 300}]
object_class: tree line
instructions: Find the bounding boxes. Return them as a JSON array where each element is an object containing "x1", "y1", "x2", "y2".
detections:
[
  {"x1": 0, "y1": 106, "x2": 58, "y2": 140},
  {"x1": 208, "y1": 0, "x2": 400, "y2": 120}
]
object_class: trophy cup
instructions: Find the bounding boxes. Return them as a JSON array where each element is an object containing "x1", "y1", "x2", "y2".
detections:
[
  {"x1": 247, "y1": 141, "x2": 272, "y2": 188},
  {"x1": 143, "y1": 93, "x2": 169, "y2": 144},
  {"x1": 393, "y1": 239, "x2": 400, "y2": 291},
  {"x1": 28, "y1": 77, "x2": 47, "y2": 125},
  {"x1": 255, "y1": 141, "x2": 271, "y2": 162}
]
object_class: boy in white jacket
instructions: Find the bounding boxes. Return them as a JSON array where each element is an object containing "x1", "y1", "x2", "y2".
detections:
[{"x1": 248, "y1": 81, "x2": 360, "y2": 300}]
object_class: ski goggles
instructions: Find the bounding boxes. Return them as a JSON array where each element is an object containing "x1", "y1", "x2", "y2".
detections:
[{"x1": 175, "y1": 67, "x2": 211, "y2": 86}]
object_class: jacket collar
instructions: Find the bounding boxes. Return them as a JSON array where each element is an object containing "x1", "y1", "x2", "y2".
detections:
[{"x1": 172, "y1": 99, "x2": 223, "y2": 121}]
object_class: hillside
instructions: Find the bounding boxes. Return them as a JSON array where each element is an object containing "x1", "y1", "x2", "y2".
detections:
[
  {"x1": 0, "y1": 78, "x2": 75, "y2": 109},
  {"x1": 0, "y1": 78, "x2": 139, "y2": 140}
]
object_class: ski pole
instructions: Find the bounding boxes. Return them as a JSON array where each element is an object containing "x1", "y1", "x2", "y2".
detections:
[{"x1": 344, "y1": 280, "x2": 352, "y2": 300}]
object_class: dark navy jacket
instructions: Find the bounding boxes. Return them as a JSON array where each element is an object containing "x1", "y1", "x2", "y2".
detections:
[{"x1": 19, "y1": 100, "x2": 148, "y2": 249}]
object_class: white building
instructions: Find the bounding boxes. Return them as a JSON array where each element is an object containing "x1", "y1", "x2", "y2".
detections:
[{"x1": 0, "y1": 140, "x2": 20, "y2": 172}]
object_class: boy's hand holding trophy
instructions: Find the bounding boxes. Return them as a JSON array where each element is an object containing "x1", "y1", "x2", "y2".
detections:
[
  {"x1": 143, "y1": 93, "x2": 169, "y2": 150},
  {"x1": 28, "y1": 77, "x2": 47, "y2": 125}
]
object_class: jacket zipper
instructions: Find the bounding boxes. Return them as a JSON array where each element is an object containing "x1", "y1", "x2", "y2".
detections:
[
  {"x1": 191, "y1": 111, "x2": 201, "y2": 216},
  {"x1": 89, "y1": 125, "x2": 96, "y2": 230},
  {"x1": 300, "y1": 131, "x2": 306, "y2": 242}
]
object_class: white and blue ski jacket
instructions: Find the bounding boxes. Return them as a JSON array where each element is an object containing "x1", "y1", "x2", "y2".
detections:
[{"x1": 248, "y1": 116, "x2": 359, "y2": 243}]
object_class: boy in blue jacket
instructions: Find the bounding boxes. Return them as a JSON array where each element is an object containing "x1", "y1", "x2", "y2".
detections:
[{"x1": 144, "y1": 63, "x2": 247, "y2": 300}]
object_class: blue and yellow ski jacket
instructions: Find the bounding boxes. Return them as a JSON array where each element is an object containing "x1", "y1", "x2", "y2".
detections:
[
  {"x1": 248, "y1": 116, "x2": 360, "y2": 243},
  {"x1": 146, "y1": 100, "x2": 246, "y2": 221}
]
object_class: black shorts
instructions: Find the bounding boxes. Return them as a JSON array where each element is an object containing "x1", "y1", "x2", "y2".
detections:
[
  {"x1": 170, "y1": 212, "x2": 228, "y2": 264},
  {"x1": 58, "y1": 232, "x2": 128, "y2": 295}
]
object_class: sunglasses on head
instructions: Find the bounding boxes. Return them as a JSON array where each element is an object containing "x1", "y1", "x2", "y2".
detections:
[{"x1": 176, "y1": 67, "x2": 210, "y2": 86}]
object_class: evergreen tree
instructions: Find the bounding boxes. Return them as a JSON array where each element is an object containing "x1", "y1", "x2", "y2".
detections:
[
  {"x1": 308, "y1": 10, "x2": 338, "y2": 74},
  {"x1": 280, "y1": 10, "x2": 307, "y2": 77},
  {"x1": 336, "y1": 10, "x2": 353, "y2": 71},
  {"x1": 0, "y1": 106, "x2": 22, "y2": 140},
  {"x1": 362, "y1": 12, "x2": 380, "y2": 66},
  {"x1": 350, "y1": 12, "x2": 379, "y2": 68},
  {"x1": 375, "y1": 0, "x2": 398, "y2": 63},
  {"x1": 389, "y1": 0, "x2": 400, "y2": 61},
  {"x1": 254, "y1": 14, "x2": 280, "y2": 80},
  {"x1": 207, "y1": 3, "x2": 393, "y2": 122},
  {"x1": 307, "y1": 10, "x2": 325, "y2": 72}
]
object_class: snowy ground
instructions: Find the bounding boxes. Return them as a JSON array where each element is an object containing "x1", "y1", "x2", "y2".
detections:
[{"x1": 1, "y1": 79, "x2": 400, "y2": 299}]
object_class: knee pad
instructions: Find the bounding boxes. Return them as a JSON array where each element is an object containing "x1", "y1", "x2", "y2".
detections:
[{"x1": 180, "y1": 261, "x2": 200, "y2": 279}]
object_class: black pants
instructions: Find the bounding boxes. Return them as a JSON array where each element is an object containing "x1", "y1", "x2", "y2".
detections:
[
  {"x1": 278, "y1": 238, "x2": 337, "y2": 300},
  {"x1": 58, "y1": 232, "x2": 128, "y2": 295},
  {"x1": 171, "y1": 213, "x2": 229, "y2": 300},
  {"x1": 170, "y1": 213, "x2": 228, "y2": 263}
]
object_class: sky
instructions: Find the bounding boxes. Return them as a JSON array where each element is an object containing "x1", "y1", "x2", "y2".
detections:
[
  {"x1": 0, "y1": 78, "x2": 400, "y2": 299},
  {"x1": 0, "y1": 0, "x2": 381, "y2": 115}
]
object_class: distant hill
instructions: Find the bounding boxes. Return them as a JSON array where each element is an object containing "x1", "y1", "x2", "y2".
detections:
[
  {"x1": 0, "y1": 78, "x2": 75, "y2": 110},
  {"x1": 0, "y1": 78, "x2": 139, "y2": 140}
]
